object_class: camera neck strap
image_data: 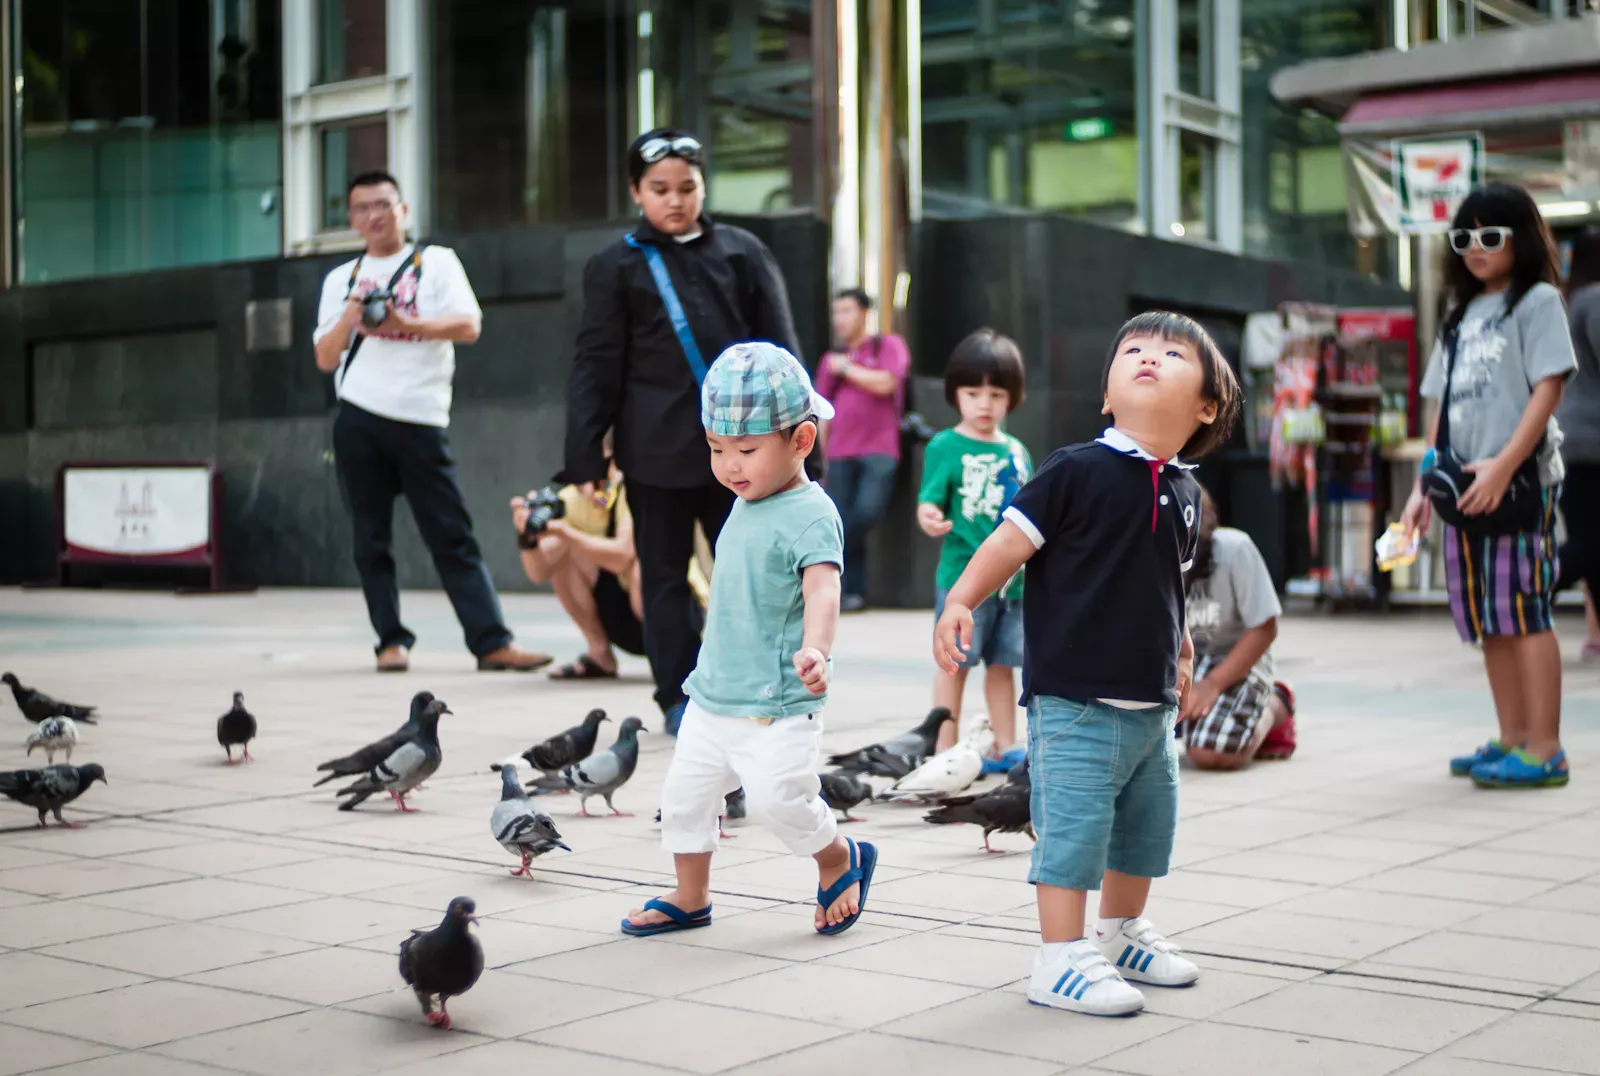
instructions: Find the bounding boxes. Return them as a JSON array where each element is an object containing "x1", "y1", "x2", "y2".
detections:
[
  {"x1": 337, "y1": 243, "x2": 428, "y2": 391},
  {"x1": 623, "y1": 233, "x2": 708, "y2": 385}
]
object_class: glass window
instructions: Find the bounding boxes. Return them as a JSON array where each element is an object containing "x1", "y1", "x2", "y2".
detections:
[
  {"x1": 921, "y1": 0, "x2": 1139, "y2": 230},
  {"x1": 1177, "y1": 129, "x2": 1215, "y2": 240},
  {"x1": 1177, "y1": 0, "x2": 1211, "y2": 99},
  {"x1": 19, "y1": 0, "x2": 284, "y2": 283},
  {"x1": 320, "y1": 118, "x2": 389, "y2": 230},
  {"x1": 318, "y1": 0, "x2": 387, "y2": 84}
]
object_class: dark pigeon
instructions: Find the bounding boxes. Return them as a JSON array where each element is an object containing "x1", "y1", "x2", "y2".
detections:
[
  {"x1": 3, "y1": 673, "x2": 97, "y2": 725},
  {"x1": 334, "y1": 698, "x2": 449, "y2": 812},
  {"x1": 398, "y1": 896, "x2": 483, "y2": 1030},
  {"x1": 313, "y1": 691, "x2": 434, "y2": 787},
  {"x1": 527, "y1": 716, "x2": 645, "y2": 816},
  {"x1": 922, "y1": 759, "x2": 1033, "y2": 853},
  {"x1": 818, "y1": 771, "x2": 873, "y2": 822},
  {"x1": 217, "y1": 691, "x2": 258, "y2": 765},
  {"x1": 826, "y1": 707, "x2": 952, "y2": 774},
  {"x1": 490, "y1": 765, "x2": 570, "y2": 877},
  {"x1": 0, "y1": 763, "x2": 107, "y2": 828},
  {"x1": 522, "y1": 708, "x2": 609, "y2": 772}
]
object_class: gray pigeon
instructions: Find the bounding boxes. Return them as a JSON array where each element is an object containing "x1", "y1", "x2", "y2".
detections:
[
  {"x1": 398, "y1": 896, "x2": 483, "y2": 1030},
  {"x1": 217, "y1": 691, "x2": 257, "y2": 764},
  {"x1": 827, "y1": 707, "x2": 952, "y2": 774},
  {"x1": 527, "y1": 716, "x2": 645, "y2": 816},
  {"x1": 3, "y1": 673, "x2": 97, "y2": 724},
  {"x1": 314, "y1": 691, "x2": 434, "y2": 787},
  {"x1": 25, "y1": 716, "x2": 79, "y2": 765},
  {"x1": 522, "y1": 708, "x2": 610, "y2": 772},
  {"x1": 818, "y1": 771, "x2": 873, "y2": 822},
  {"x1": 490, "y1": 765, "x2": 570, "y2": 876},
  {"x1": 0, "y1": 763, "x2": 107, "y2": 828},
  {"x1": 334, "y1": 698, "x2": 449, "y2": 812}
]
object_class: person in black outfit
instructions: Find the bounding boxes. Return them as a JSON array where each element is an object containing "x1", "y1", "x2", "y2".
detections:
[{"x1": 562, "y1": 128, "x2": 802, "y2": 732}]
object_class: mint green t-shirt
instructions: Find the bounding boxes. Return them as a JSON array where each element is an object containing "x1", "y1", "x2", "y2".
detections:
[
  {"x1": 684, "y1": 482, "x2": 845, "y2": 718},
  {"x1": 917, "y1": 429, "x2": 1033, "y2": 600}
]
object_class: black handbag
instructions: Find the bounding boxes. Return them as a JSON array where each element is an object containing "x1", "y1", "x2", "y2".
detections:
[{"x1": 1422, "y1": 328, "x2": 1544, "y2": 536}]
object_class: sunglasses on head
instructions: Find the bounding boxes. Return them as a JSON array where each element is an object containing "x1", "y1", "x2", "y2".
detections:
[
  {"x1": 1448, "y1": 226, "x2": 1512, "y2": 255},
  {"x1": 638, "y1": 135, "x2": 703, "y2": 167}
]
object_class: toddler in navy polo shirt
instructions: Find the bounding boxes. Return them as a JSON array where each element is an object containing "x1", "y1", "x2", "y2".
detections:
[{"x1": 934, "y1": 311, "x2": 1241, "y2": 1017}]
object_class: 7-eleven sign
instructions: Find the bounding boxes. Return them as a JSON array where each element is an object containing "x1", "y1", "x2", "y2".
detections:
[{"x1": 1393, "y1": 134, "x2": 1485, "y2": 233}]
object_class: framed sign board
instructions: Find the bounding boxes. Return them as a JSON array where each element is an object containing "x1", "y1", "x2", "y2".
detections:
[{"x1": 56, "y1": 462, "x2": 224, "y2": 590}]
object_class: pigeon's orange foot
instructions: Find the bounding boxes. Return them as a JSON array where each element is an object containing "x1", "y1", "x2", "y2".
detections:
[{"x1": 426, "y1": 1011, "x2": 448, "y2": 1028}]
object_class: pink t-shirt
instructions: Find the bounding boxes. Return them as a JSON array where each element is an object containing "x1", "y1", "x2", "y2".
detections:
[{"x1": 813, "y1": 334, "x2": 910, "y2": 461}]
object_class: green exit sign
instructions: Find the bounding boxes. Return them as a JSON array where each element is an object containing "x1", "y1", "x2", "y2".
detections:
[{"x1": 1065, "y1": 117, "x2": 1113, "y2": 141}]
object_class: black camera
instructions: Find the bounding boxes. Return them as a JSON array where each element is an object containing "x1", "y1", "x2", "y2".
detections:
[
  {"x1": 901, "y1": 411, "x2": 937, "y2": 443},
  {"x1": 361, "y1": 289, "x2": 394, "y2": 329},
  {"x1": 516, "y1": 486, "x2": 566, "y2": 548}
]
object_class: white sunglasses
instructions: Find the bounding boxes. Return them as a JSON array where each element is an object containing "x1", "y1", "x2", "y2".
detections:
[{"x1": 1448, "y1": 226, "x2": 1512, "y2": 254}]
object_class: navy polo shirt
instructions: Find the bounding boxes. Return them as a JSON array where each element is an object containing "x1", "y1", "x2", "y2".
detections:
[{"x1": 1002, "y1": 428, "x2": 1202, "y2": 707}]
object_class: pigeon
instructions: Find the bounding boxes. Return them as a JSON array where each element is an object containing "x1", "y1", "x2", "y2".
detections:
[
  {"x1": 818, "y1": 771, "x2": 873, "y2": 822},
  {"x1": 880, "y1": 717, "x2": 991, "y2": 803},
  {"x1": 490, "y1": 764, "x2": 570, "y2": 877},
  {"x1": 217, "y1": 691, "x2": 257, "y2": 764},
  {"x1": 25, "y1": 717, "x2": 79, "y2": 765},
  {"x1": 3, "y1": 674, "x2": 97, "y2": 725},
  {"x1": 922, "y1": 759, "x2": 1033, "y2": 853},
  {"x1": 826, "y1": 707, "x2": 953, "y2": 774},
  {"x1": 313, "y1": 691, "x2": 434, "y2": 787},
  {"x1": 398, "y1": 896, "x2": 483, "y2": 1030},
  {"x1": 0, "y1": 764, "x2": 107, "y2": 828},
  {"x1": 527, "y1": 716, "x2": 645, "y2": 816},
  {"x1": 521, "y1": 708, "x2": 610, "y2": 772},
  {"x1": 334, "y1": 698, "x2": 449, "y2": 812}
]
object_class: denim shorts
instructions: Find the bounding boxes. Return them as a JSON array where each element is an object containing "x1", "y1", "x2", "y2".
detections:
[
  {"x1": 934, "y1": 588, "x2": 1024, "y2": 669},
  {"x1": 1027, "y1": 695, "x2": 1179, "y2": 891}
]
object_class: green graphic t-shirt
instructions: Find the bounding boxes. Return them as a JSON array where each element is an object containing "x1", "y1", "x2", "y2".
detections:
[{"x1": 918, "y1": 429, "x2": 1033, "y2": 599}]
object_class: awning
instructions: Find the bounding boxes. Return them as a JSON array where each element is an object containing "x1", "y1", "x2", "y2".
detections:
[{"x1": 1340, "y1": 70, "x2": 1600, "y2": 137}]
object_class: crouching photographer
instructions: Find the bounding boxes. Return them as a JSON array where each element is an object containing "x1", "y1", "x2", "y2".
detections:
[{"x1": 511, "y1": 459, "x2": 708, "y2": 680}]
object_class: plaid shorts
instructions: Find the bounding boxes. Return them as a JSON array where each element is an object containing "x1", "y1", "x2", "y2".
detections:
[
  {"x1": 1443, "y1": 486, "x2": 1560, "y2": 644},
  {"x1": 1181, "y1": 655, "x2": 1275, "y2": 755}
]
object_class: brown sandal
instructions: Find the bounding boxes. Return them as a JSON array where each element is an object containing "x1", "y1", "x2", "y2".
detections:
[{"x1": 548, "y1": 655, "x2": 618, "y2": 680}]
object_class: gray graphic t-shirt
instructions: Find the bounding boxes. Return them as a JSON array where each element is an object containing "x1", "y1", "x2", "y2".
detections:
[
  {"x1": 1187, "y1": 527, "x2": 1282, "y2": 680},
  {"x1": 1420, "y1": 282, "x2": 1577, "y2": 486}
]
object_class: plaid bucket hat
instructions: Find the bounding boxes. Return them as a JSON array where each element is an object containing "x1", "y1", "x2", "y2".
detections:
[{"x1": 701, "y1": 341, "x2": 836, "y2": 436}]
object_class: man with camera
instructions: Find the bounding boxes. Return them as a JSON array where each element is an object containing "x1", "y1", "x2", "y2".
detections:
[{"x1": 314, "y1": 170, "x2": 551, "y2": 674}]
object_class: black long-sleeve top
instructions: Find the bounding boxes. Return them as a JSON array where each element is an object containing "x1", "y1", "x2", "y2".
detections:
[{"x1": 562, "y1": 215, "x2": 801, "y2": 489}]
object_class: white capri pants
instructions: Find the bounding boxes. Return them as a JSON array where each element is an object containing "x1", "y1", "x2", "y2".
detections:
[{"x1": 660, "y1": 701, "x2": 838, "y2": 856}]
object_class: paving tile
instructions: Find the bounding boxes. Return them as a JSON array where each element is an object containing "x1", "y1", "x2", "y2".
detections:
[
  {"x1": 15, "y1": 1052, "x2": 252, "y2": 1076},
  {"x1": 0, "y1": 1024, "x2": 114, "y2": 1074},
  {"x1": 1349, "y1": 865, "x2": 1559, "y2": 905},
  {"x1": 653, "y1": 906, "x2": 911, "y2": 961},
  {"x1": 1392, "y1": 1058, "x2": 1577, "y2": 1076},
  {"x1": 528, "y1": 998, "x2": 845, "y2": 1074},
  {"x1": 1532, "y1": 999, "x2": 1600, "y2": 1021},
  {"x1": 815, "y1": 929, "x2": 1034, "y2": 989},
  {"x1": 1096, "y1": 1021, "x2": 1418, "y2": 1076},
  {"x1": 1265, "y1": 888, "x2": 1498, "y2": 929},
  {"x1": 208, "y1": 896, "x2": 445, "y2": 945},
  {"x1": 509, "y1": 936, "x2": 790, "y2": 996},
  {"x1": 734, "y1": 1031, "x2": 1063, "y2": 1076},
  {"x1": 0, "y1": 846, "x2": 76, "y2": 871},
  {"x1": 350, "y1": 872, "x2": 610, "y2": 917},
  {"x1": 1150, "y1": 870, "x2": 1318, "y2": 909},
  {"x1": 1261, "y1": 834, "x2": 1452, "y2": 867},
  {"x1": 1452, "y1": 906, "x2": 1600, "y2": 949},
  {"x1": 342, "y1": 968, "x2": 652, "y2": 1038},
  {"x1": 0, "y1": 860, "x2": 194, "y2": 899},
  {"x1": 1134, "y1": 968, "x2": 1292, "y2": 1020},
  {"x1": 865, "y1": 872, "x2": 1032, "y2": 915},
  {"x1": 877, "y1": 989, "x2": 1185, "y2": 1065},
  {"x1": 149, "y1": 1007, "x2": 490, "y2": 1075},
  {"x1": 0, "y1": 979, "x2": 307, "y2": 1050},
  {"x1": 0, "y1": 899, "x2": 171, "y2": 950},
  {"x1": 1182, "y1": 849, "x2": 1389, "y2": 887},
  {"x1": 1422, "y1": 847, "x2": 1600, "y2": 884},
  {"x1": 82, "y1": 878, "x2": 319, "y2": 921},
  {"x1": 0, "y1": 951, "x2": 148, "y2": 1012},
  {"x1": 1176, "y1": 910, "x2": 1426, "y2": 961},
  {"x1": 351, "y1": 919, "x2": 615, "y2": 967},
  {"x1": 182, "y1": 945, "x2": 404, "y2": 1006},
  {"x1": 226, "y1": 856, "x2": 463, "y2": 896},
  {"x1": 385, "y1": 1040, "x2": 680, "y2": 1076},
  {"x1": 111, "y1": 839, "x2": 325, "y2": 876},
  {"x1": 1527, "y1": 883, "x2": 1600, "y2": 916},
  {"x1": 41, "y1": 922, "x2": 316, "y2": 978},
  {"x1": 685, "y1": 962, "x2": 978, "y2": 1029},
  {"x1": 1210, "y1": 981, "x2": 1506, "y2": 1052},
  {"x1": 2, "y1": 825, "x2": 195, "y2": 860},
  {"x1": 0, "y1": 890, "x2": 40, "y2": 911},
  {"x1": 1562, "y1": 970, "x2": 1600, "y2": 1004},
  {"x1": 1366, "y1": 931, "x2": 1600, "y2": 989},
  {"x1": 1446, "y1": 1011, "x2": 1600, "y2": 1074}
]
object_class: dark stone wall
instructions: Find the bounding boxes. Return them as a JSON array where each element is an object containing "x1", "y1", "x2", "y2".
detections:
[{"x1": 0, "y1": 210, "x2": 1404, "y2": 610}]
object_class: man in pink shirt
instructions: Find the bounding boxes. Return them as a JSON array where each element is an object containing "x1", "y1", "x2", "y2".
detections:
[{"x1": 814, "y1": 288, "x2": 911, "y2": 612}]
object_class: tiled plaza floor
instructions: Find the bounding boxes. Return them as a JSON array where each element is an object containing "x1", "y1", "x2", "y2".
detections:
[{"x1": 1, "y1": 586, "x2": 1598, "y2": 1075}]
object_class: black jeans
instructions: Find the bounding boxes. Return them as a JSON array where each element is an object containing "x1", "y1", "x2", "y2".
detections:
[
  {"x1": 825, "y1": 454, "x2": 899, "y2": 599},
  {"x1": 333, "y1": 402, "x2": 513, "y2": 657},
  {"x1": 1557, "y1": 461, "x2": 1600, "y2": 598},
  {"x1": 627, "y1": 479, "x2": 735, "y2": 714}
]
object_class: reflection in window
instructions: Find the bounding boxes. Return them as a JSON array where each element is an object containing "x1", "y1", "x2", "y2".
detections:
[
  {"x1": 318, "y1": 0, "x2": 387, "y2": 84},
  {"x1": 19, "y1": 0, "x2": 284, "y2": 282},
  {"x1": 1177, "y1": 0, "x2": 1210, "y2": 99},
  {"x1": 1178, "y1": 129, "x2": 1215, "y2": 240},
  {"x1": 320, "y1": 118, "x2": 389, "y2": 230},
  {"x1": 921, "y1": 0, "x2": 1139, "y2": 230}
]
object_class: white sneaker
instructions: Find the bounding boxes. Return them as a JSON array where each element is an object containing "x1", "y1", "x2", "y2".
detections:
[
  {"x1": 1027, "y1": 939, "x2": 1145, "y2": 1016},
  {"x1": 1096, "y1": 917, "x2": 1200, "y2": 987}
]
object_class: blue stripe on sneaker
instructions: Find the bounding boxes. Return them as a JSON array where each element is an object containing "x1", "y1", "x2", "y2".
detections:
[
  {"x1": 1074, "y1": 975, "x2": 1093, "y2": 1000},
  {"x1": 1117, "y1": 944, "x2": 1133, "y2": 968},
  {"x1": 1140, "y1": 950, "x2": 1155, "y2": 973},
  {"x1": 1062, "y1": 972, "x2": 1081, "y2": 997},
  {"x1": 1052, "y1": 971, "x2": 1073, "y2": 995}
]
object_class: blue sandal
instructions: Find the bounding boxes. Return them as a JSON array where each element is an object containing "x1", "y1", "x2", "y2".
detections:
[
  {"x1": 816, "y1": 838, "x2": 878, "y2": 936},
  {"x1": 1471, "y1": 748, "x2": 1570, "y2": 789},
  {"x1": 620, "y1": 897, "x2": 712, "y2": 937}
]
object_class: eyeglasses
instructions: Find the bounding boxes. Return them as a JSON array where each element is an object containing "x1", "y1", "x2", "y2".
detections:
[
  {"x1": 638, "y1": 135, "x2": 703, "y2": 167},
  {"x1": 350, "y1": 199, "x2": 398, "y2": 219},
  {"x1": 1448, "y1": 226, "x2": 1512, "y2": 254}
]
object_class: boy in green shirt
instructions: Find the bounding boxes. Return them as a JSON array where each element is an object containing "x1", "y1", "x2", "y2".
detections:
[{"x1": 917, "y1": 329, "x2": 1032, "y2": 768}]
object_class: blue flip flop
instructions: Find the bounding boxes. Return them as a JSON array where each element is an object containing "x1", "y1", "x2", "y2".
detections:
[
  {"x1": 620, "y1": 897, "x2": 712, "y2": 937},
  {"x1": 816, "y1": 838, "x2": 878, "y2": 936}
]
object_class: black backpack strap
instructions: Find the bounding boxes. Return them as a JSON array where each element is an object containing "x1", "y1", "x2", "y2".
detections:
[{"x1": 337, "y1": 244, "x2": 427, "y2": 391}]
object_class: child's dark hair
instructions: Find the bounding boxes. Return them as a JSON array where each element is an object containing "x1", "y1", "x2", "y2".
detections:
[
  {"x1": 944, "y1": 328, "x2": 1026, "y2": 412},
  {"x1": 1100, "y1": 310, "x2": 1240, "y2": 460},
  {"x1": 1441, "y1": 182, "x2": 1562, "y2": 339}
]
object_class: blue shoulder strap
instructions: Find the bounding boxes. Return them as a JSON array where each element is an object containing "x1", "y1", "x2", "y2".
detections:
[{"x1": 624, "y1": 233, "x2": 708, "y2": 385}]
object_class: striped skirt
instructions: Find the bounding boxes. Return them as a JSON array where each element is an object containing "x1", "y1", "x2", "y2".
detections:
[{"x1": 1442, "y1": 486, "x2": 1560, "y2": 644}]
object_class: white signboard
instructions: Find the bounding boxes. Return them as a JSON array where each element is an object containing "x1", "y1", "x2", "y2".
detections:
[
  {"x1": 63, "y1": 467, "x2": 211, "y2": 557},
  {"x1": 1393, "y1": 134, "x2": 1484, "y2": 233}
]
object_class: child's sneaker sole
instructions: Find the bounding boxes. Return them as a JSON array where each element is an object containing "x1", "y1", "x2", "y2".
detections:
[{"x1": 1026, "y1": 987, "x2": 1144, "y2": 1017}]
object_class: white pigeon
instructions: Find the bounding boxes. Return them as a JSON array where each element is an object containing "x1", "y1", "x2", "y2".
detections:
[
  {"x1": 880, "y1": 717, "x2": 991, "y2": 802},
  {"x1": 25, "y1": 716, "x2": 79, "y2": 765}
]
